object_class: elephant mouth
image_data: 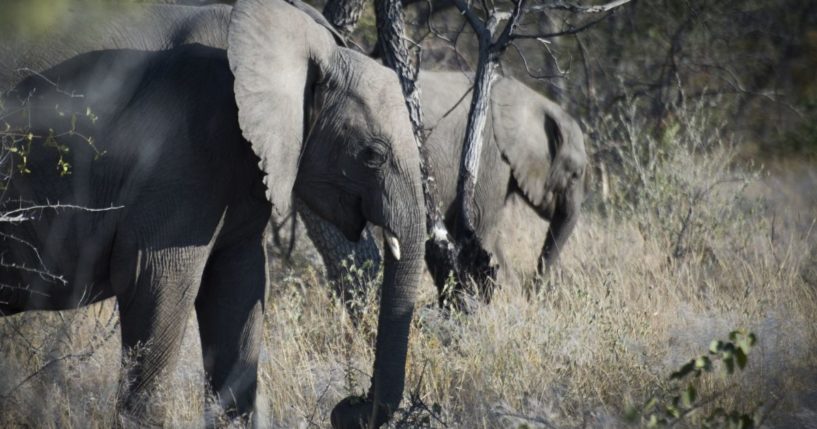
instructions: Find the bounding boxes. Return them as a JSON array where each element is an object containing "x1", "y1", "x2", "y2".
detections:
[{"x1": 338, "y1": 191, "x2": 367, "y2": 241}]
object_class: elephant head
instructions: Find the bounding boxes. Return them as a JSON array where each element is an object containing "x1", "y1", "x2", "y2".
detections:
[
  {"x1": 228, "y1": 1, "x2": 425, "y2": 427},
  {"x1": 491, "y1": 79, "x2": 586, "y2": 270}
]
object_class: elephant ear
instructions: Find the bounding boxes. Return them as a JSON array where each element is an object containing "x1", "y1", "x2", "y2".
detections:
[
  {"x1": 491, "y1": 79, "x2": 559, "y2": 207},
  {"x1": 228, "y1": 0, "x2": 337, "y2": 218}
]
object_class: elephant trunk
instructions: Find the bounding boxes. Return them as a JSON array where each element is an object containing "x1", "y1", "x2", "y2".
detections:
[
  {"x1": 538, "y1": 180, "x2": 582, "y2": 273},
  {"x1": 331, "y1": 178, "x2": 425, "y2": 429},
  {"x1": 368, "y1": 215, "x2": 424, "y2": 425}
]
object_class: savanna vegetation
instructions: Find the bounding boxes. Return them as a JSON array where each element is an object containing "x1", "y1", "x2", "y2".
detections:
[{"x1": 1, "y1": 0, "x2": 816, "y2": 428}]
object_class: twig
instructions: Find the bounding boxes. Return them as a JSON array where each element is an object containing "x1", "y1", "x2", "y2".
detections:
[
  {"x1": 0, "y1": 231, "x2": 53, "y2": 278},
  {"x1": 0, "y1": 314, "x2": 118, "y2": 402},
  {"x1": 527, "y1": 0, "x2": 633, "y2": 14},
  {"x1": 14, "y1": 68, "x2": 85, "y2": 99},
  {"x1": 0, "y1": 202, "x2": 123, "y2": 223},
  {"x1": 512, "y1": 11, "x2": 618, "y2": 40},
  {"x1": 0, "y1": 258, "x2": 65, "y2": 286}
]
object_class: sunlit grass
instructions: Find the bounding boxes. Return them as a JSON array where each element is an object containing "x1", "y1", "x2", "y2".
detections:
[{"x1": 2, "y1": 97, "x2": 817, "y2": 427}]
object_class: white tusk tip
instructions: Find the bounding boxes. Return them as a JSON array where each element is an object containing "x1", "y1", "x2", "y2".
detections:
[{"x1": 384, "y1": 231, "x2": 401, "y2": 261}]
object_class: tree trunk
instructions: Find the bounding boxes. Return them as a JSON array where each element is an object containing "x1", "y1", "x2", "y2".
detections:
[
  {"x1": 375, "y1": 0, "x2": 466, "y2": 307},
  {"x1": 541, "y1": 14, "x2": 566, "y2": 104},
  {"x1": 455, "y1": 56, "x2": 497, "y2": 236},
  {"x1": 451, "y1": 38, "x2": 500, "y2": 300},
  {"x1": 375, "y1": 0, "x2": 424, "y2": 143},
  {"x1": 322, "y1": 0, "x2": 366, "y2": 37}
]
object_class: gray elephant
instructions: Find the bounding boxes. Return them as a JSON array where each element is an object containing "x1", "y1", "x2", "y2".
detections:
[
  {"x1": 0, "y1": 1, "x2": 424, "y2": 428},
  {"x1": 299, "y1": 70, "x2": 586, "y2": 293}
]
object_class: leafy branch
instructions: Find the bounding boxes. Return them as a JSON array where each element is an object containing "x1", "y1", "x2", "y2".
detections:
[{"x1": 629, "y1": 330, "x2": 762, "y2": 428}]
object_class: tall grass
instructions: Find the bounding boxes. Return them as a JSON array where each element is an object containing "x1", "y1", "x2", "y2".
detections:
[{"x1": 1, "y1": 100, "x2": 816, "y2": 428}]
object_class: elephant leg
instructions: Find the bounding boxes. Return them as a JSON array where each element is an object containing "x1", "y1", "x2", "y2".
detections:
[
  {"x1": 195, "y1": 233, "x2": 268, "y2": 422},
  {"x1": 114, "y1": 246, "x2": 210, "y2": 426}
]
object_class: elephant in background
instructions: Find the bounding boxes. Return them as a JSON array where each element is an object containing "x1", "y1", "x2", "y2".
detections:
[
  {"x1": 298, "y1": 70, "x2": 586, "y2": 295},
  {"x1": 0, "y1": 1, "x2": 424, "y2": 428}
]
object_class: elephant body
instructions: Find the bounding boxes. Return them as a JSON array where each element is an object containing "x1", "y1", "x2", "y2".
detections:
[
  {"x1": 3, "y1": 44, "x2": 269, "y2": 422},
  {"x1": 1, "y1": 2, "x2": 426, "y2": 428},
  {"x1": 301, "y1": 70, "x2": 586, "y2": 289},
  {"x1": 423, "y1": 71, "x2": 586, "y2": 281}
]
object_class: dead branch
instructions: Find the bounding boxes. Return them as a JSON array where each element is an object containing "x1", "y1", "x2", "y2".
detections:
[
  {"x1": 527, "y1": 0, "x2": 633, "y2": 14},
  {"x1": 0, "y1": 202, "x2": 123, "y2": 223}
]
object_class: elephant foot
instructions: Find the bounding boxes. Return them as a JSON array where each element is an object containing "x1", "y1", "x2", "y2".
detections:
[{"x1": 330, "y1": 395, "x2": 390, "y2": 429}]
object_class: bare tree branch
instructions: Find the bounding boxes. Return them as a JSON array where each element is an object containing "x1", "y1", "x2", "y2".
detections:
[
  {"x1": 512, "y1": 10, "x2": 621, "y2": 40},
  {"x1": 526, "y1": 0, "x2": 633, "y2": 14},
  {"x1": 0, "y1": 203, "x2": 122, "y2": 223}
]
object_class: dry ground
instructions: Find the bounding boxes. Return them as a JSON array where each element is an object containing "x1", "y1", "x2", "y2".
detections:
[{"x1": 1, "y1": 154, "x2": 816, "y2": 428}]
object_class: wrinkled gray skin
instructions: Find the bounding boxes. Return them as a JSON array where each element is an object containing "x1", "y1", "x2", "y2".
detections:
[
  {"x1": 0, "y1": 2, "x2": 424, "y2": 428},
  {"x1": 300, "y1": 71, "x2": 586, "y2": 291}
]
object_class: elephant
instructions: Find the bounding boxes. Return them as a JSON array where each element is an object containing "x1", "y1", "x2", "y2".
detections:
[
  {"x1": 298, "y1": 70, "x2": 586, "y2": 295},
  {"x1": 0, "y1": 1, "x2": 425, "y2": 428}
]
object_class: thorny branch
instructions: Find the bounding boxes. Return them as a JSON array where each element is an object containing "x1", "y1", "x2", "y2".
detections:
[{"x1": 0, "y1": 202, "x2": 123, "y2": 223}]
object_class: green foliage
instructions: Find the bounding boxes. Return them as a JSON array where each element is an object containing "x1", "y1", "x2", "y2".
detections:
[
  {"x1": 628, "y1": 330, "x2": 760, "y2": 428},
  {"x1": 1, "y1": 93, "x2": 104, "y2": 181}
]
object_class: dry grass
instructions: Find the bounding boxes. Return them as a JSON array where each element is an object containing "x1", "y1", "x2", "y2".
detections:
[{"x1": 2, "y1": 108, "x2": 817, "y2": 428}]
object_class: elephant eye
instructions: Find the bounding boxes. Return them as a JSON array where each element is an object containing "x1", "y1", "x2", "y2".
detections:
[{"x1": 359, "y1": 141, "x2": 388, "y2": 168}]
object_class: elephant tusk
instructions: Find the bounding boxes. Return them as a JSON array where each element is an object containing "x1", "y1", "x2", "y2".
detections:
[{"x1": 384, "y1": 230, "x2": 402, "y2": 261}]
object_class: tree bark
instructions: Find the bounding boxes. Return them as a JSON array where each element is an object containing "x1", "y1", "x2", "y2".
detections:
[
  {"x1": 322, "y1": 0, "x2": 366, "y2": 37},
  {"x1": 375, "y1": 0, "x2": 467, "y2": 307},
  {"x1": 375, "y1": 0, "x2": 424, "y2": 143},
  {"x1": 449, "y1": 20, "x2": 502, "y2": 301},
  {"x1": 455, "y1": 54, "x2": 498, "y2": 237},
  {"x1": 448, "y1": 0, "x2": 529, "y2": 300},
  {"x1": 314, "y1": 0, "x2": 460, "y2": 308}
]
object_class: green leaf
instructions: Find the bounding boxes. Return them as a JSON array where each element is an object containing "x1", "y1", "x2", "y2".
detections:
[
  {"x1": 735, "y1": 348, "x2": 748, "y2": 370},
  {"x1": 682, "y1": 385, "x2": 697, "y2": 408},
  {"x1": 695, "y1": 356, "x2": 712, "y2": 372},
  {"x1": 723, "y1": 356, "x2": 735, "y2": 374},
  {"x1": 624, "y1": 406, "x2": 640, "y2": 422},
  {"x1": 737, "y1": 333, "x2": 756, "y2": 354},
  {"x1": 644, "y1": 397, "x2": 657, "y2": 412},
  {"x1": 671, "y1": 360, "x2": 696, "y2": 379},
  {"x1": 738, "y1": 414, "x2": 755, "y2": 429}
]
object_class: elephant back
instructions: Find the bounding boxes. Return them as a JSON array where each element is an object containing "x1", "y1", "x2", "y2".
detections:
[{"x1": 0, "y1": 4, "x2": 230, "y2": 91}]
